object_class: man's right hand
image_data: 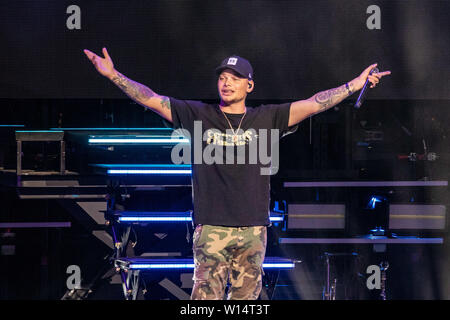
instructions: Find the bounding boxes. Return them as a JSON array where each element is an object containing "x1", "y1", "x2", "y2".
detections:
[
  {"x1": 84, "y1": 47, "x2": 117, "y2": 79},
  {"x1": 83, "y1": 47, "x2": 173, "y2": 123}
]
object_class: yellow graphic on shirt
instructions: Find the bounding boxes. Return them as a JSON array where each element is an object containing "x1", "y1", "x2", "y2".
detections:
[{"x1": 205, "y1": 129, "x2": 257, "y2": 146}]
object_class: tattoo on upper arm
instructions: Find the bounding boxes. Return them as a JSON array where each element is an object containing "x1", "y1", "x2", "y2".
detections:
[
  {"x1": 111, "y1": 72, "x2": 156, "y2": 102},
  {"x1": 160, "y1": 96, "x2": 171, "y2": 110},
  {"x1": 314, "y1": 83, "x2": 354, "y2": 110}
]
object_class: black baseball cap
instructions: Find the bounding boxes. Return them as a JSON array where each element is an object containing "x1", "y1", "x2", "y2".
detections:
[{"x1": 215, "y1": 55, "x2": 253, "y2": 80}]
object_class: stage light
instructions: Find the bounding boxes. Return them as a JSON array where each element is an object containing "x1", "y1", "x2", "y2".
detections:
[
  {"x1": 370, "y1": 226, "x2": 385, "y2": 236},
  {"x1": 365, "y1": 195, "x2": 389, "y2": 237},
  {"x1": 367, "y1": 195, "x2": 386, "y2": 210},
  {"x1": 273, "y1": 200, "x2": 286, "y2": 213},
  {"x1": 368, "y1": 196, "x2": 381, "y2": 209}
]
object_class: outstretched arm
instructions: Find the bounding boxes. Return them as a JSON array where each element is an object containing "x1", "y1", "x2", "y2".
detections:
[
  {"x1": 83, "y1": 48, "x2": 172, "y2": 122},
  {"x1": 288, "y1": 64, "x2": 391, "y2": 127}
]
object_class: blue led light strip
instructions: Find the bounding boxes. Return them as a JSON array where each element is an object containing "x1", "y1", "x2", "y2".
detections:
[
  {"x1": 270, "y1": 216, "x2": 284, "y2": 222},
  {"x1": 88, "y1": 138, "x2": 189, "y2": 144},
  {"x1": 16, "y1": 130, "x2": 64, "y2": 133},
  {"x1": 119, "y1": 217, "x2": 192, "y2": 222},
  {"x1": 51, "y1": 128, "x2": 173, "y2": 131},
  {"x1": 128, "y1": 263, "x2": 295, "y2": 269},
  {"x1": 117, "y1": 215, "x2": 283, "y2": 223},
  {"x1": 129, "y1": 263, "x2": 196, "y2": 269},
  {"x1": 101, "y1": 164, "x2": 192, "y2": 175},
  {"x1": 108, "y1": 169, "x2": 192, "y2": 175},
  {"x1": 95, "y1": 164, "x2": 191, "y2": 168}
]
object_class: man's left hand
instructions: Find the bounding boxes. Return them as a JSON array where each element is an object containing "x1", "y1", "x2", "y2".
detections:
[{"x1": 353, "y1": 63, "x2": 391, "y2": 91}]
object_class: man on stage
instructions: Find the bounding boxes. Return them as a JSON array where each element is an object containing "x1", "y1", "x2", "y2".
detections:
[{"x1": 84, "y1": 47, "x2": 390, "y2": 299}]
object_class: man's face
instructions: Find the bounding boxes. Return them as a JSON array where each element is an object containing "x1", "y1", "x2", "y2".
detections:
[{"x1": 217, "y1": 69, "x2": 253, "y2": 105}]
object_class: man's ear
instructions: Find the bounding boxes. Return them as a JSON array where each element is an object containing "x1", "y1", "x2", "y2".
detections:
[{"x1": 247, "y1": 80, "x2": 254, "y2": 93}]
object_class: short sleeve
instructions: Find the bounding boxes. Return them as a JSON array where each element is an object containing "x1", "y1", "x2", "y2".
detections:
[
  {"x1": 264, "y1": 102, "x2": 298, "y2": 138},
  {"x1": 169, "y1": 97, "x2": 197, "y2": 131}
]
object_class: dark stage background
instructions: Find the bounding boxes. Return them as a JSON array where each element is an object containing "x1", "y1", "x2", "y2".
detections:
[
  {"x1": 0, "y1": 0, "x2": 449, "y2": 301},
  {"x1": 0, "y1": 0, "x2": 449, "y2": 100}
]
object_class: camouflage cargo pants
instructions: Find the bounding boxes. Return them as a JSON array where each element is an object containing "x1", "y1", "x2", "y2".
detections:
[{"x1": 190, "y1": 224, "x2": 267, "y2": 300}]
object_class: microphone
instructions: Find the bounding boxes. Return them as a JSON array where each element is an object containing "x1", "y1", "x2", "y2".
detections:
[{"x1": 354, "y1": 67, "x2": 379, "y2": 109}]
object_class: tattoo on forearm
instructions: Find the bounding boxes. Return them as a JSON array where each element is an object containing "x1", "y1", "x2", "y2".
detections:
[
  {"x1": 111, "y1": 72, "x2": 156, "y2": 103},
  {"x1": 314, "y1": 82, "x2": 354, "y2": 110}
]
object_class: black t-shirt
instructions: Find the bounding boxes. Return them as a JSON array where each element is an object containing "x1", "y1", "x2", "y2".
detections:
[{"x1": 169, "y1": 97, "x2": 296, "y2": 227}]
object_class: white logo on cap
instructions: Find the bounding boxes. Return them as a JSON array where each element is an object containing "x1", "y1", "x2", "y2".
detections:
[{"x1": 227, "y1": 58, "x2": 238, "y2": 65}]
